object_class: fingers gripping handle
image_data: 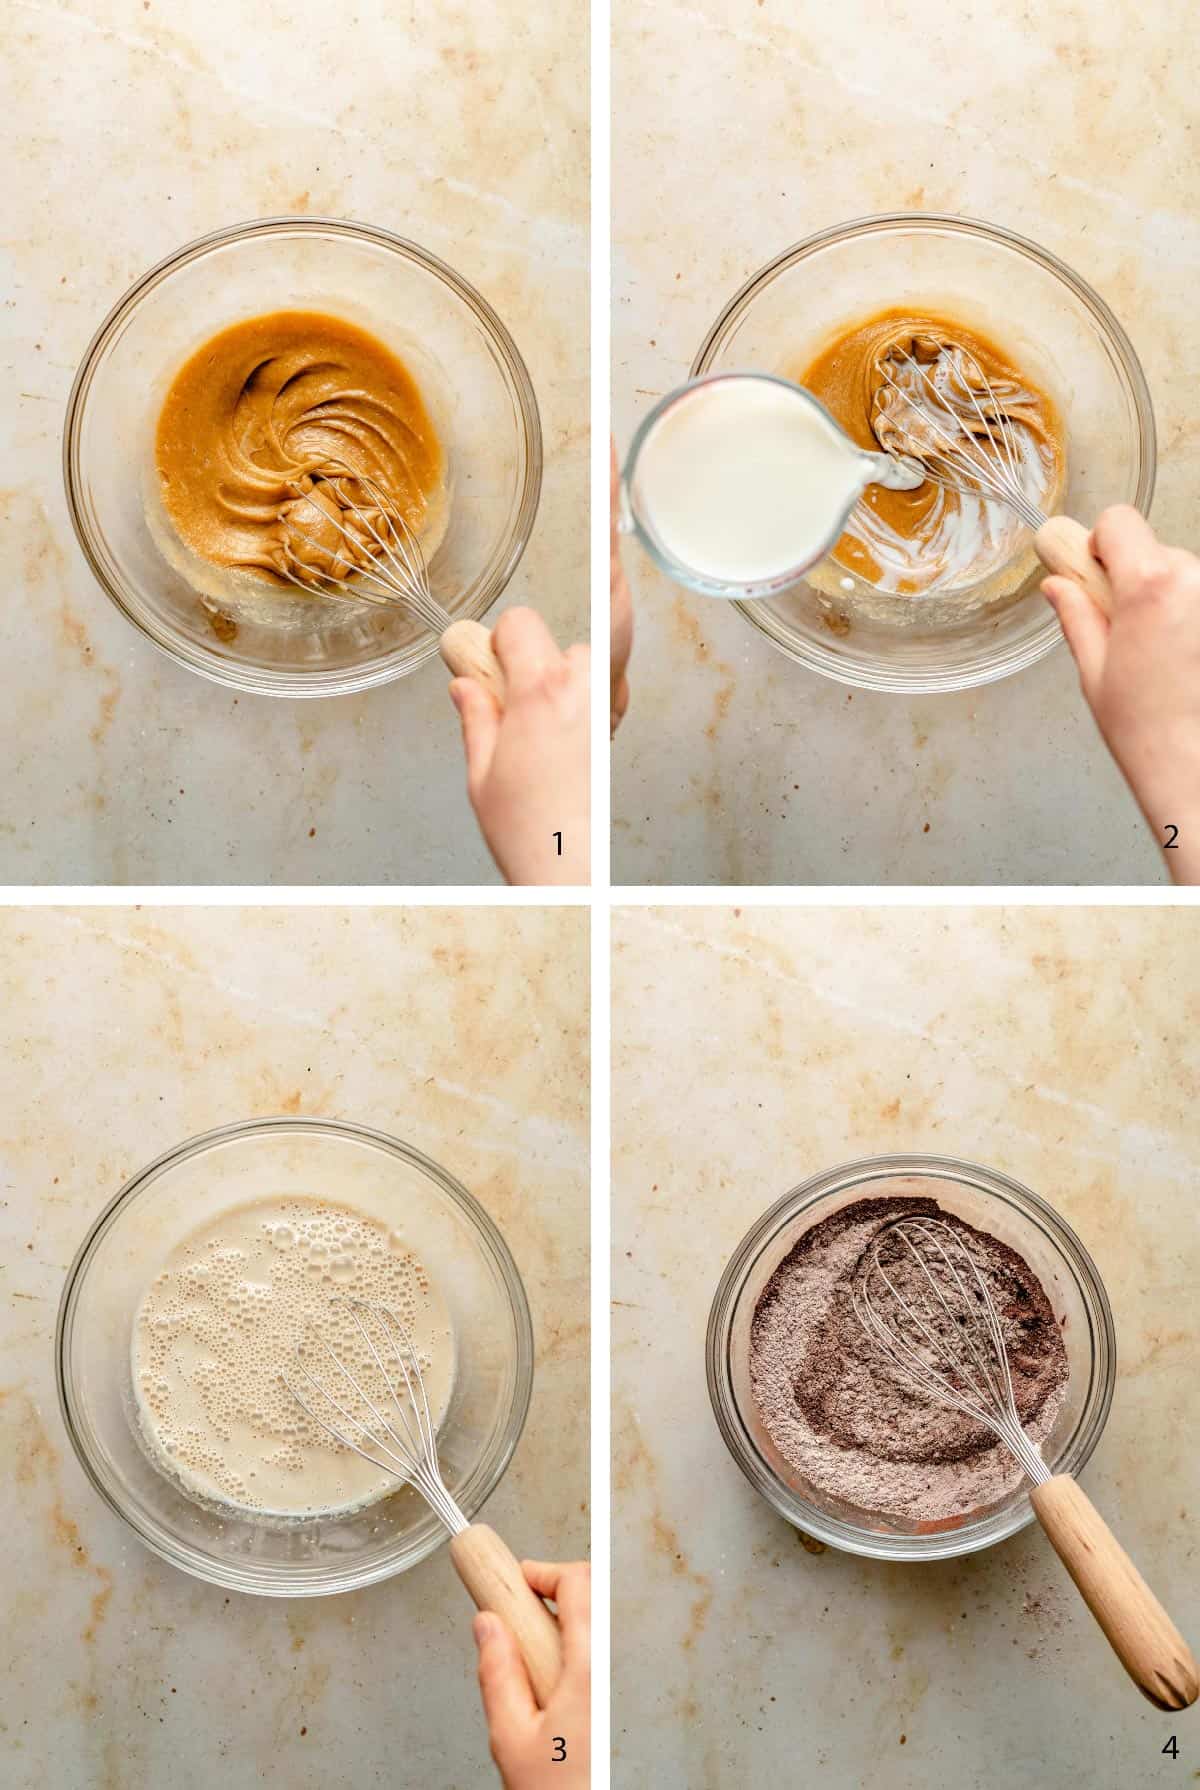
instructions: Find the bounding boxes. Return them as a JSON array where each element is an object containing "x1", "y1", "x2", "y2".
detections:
[
  {"x1": 1031, "y1": 1476, "x2": 1199, "y2": 1709},
  {"x1": 451, "y1": 1523, "x2": 564, "y2": 1708},
  {"x1": 1035, "y1": 516, "x2": 1115, "y2": 619},
  {"x1": 440, "y1": 620, "x2": 507, "y2": 709}
]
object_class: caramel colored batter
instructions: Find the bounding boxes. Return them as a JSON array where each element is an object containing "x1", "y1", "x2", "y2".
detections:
[
  {"x1": 155, "y1": 311, "x2": 446, "y2": 591},
  {"x1": 796, "y1": 307, "x2": 1065, "y2": 595}
]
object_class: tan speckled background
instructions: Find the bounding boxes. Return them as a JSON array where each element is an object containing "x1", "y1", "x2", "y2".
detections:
[
  {"x1": 613, "y1": 906, "x2": 1199, "y2": 1786},
  {"x1": 1, "y1": 1, "x2": 587, "y2": 884},
  {"x1": 0, "y1": 907, "x2": 588, "y2": 1789},
  {"x1": 612, "y1": 0, "x2": 1198, "y2": 884}
]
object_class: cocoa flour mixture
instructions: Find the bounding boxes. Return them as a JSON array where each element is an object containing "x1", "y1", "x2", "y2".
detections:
[{"x1": 749, "y1": 1191, "x2": 1069, "y2": 1525}]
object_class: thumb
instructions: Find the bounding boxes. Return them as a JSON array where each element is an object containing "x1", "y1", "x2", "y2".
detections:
[
  {"x1": 1042, "y1": 575, "x2": 1109, "y2": 708},
  {"x1": 610, "y1": 673, "x2": 629, "y2": 738},
  {"x1": 449, "y1": 678, "x2": 501, "y2": 797}
]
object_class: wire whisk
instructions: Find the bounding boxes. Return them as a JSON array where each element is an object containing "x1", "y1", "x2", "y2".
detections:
[
  {"x1": 870, "y1": 341, "x2": 1116, "y2": 615},
  {"x1": 265, "y1": 461, "x2": 506, "y2": 700},
  {"x1": 273, "y1": 460, "x2": 452, "y2": 633},
  {"x1": 282, "y1": 1297, "x2": 562, "y2": 1704},
  {"x1": 874, "y1": 346, "x2": 1048, "y2": 531},
  {"x1": 283, "y1": 1296, "x2": 466, "y2": 1533},
  {"x1": 852, "y1": 1214, "x2": 1049, "y2": 1484},
  {"x1": 852, "y1": 1213, "x2": 1197, "y2": 1709}
]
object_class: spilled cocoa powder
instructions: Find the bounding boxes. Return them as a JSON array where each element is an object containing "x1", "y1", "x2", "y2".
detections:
[{"x1": 749, "y1": 1193, "x2": 1069, "y2": 1524}]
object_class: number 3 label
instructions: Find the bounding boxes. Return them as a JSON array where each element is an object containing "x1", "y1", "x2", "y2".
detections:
[{"x1": 552, "y1": 1736, "x2": 567, "y2": 1762}]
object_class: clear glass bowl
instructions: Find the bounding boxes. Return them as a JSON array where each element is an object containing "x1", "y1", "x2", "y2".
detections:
[
  {"x1": 56, "y1": 1118, "x2": 534, "y2": 1595},
  {"x1": 692, "y1": 213, "x2": 1156, "y2": 692},
  {"x1": 64, "y1": 217, "x2": 542, "y2": 697},
  {"x1": 706, "y1": 1153, "x2": 1116, "y2": 1560}
]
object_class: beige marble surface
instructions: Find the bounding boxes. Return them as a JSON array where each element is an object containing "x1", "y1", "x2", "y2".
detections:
[
  {"x1": 613, "y1": 906, "x2": 1199, "y2": 1786},
  {"x1": 0, "y1": 1, "x2": 586, "y2": 884},
  {"x1": 612, "y1": 0, "x2": 1198, "y2": 885},
  {"x1": 0, "y1": 907, "x2": 589, "y2": 1789}
]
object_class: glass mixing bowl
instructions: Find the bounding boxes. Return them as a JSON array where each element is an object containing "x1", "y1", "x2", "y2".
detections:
[
  {"x1": 56, "y1": 1118, "x2": 534, "y2": 1595},
  {"x1": 692, "y1": 213, "x2": 1155, "y2": 692},
  {"x1": 64, "y1": 218, "x2": 542, "y2": 697},
  {"x1": 706, "y1": 1154, "x2": 1115, "y2": 1561}
]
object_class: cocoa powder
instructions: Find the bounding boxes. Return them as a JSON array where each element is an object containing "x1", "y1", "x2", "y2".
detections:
[{"x1": 749, "y1": 1191, "x2": 1069, "y2": 1524}]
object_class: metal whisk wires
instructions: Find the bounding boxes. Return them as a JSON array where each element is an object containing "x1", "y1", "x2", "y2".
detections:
[
  {"x1": 852, "y1": 1216, "x2": 1050, "y2": 1486},
  {"x1": 875, "y1": 347, "x2": 1048, "y2": 532},
  {"x1": 282, "y1": 1297, "x2": 466, "y2": 1535},
  {"x1": 274, "y1": 459, "x2": 451, "y2": 634}
]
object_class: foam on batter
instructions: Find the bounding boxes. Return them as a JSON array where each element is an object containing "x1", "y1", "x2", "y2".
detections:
[{"x1": 132, "y1": 1194, "x2": 454, "y2": 1518}]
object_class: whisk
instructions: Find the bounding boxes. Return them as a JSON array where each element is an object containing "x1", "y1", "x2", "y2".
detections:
[
  {"x1": 277, "y1": 462, "x2": 506, "y2": 704},
  {"x1": 283, "y1": 1297, "x2": 562, "y2": 1704},
  {"x1": 854, "y1": 1215, "x2": 1197, "y2": 1710},
  {"x1": 876, "y1": 346, "x2": 1115, "y2": 616}
]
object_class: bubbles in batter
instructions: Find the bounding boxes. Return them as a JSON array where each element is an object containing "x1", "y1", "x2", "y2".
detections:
[
  {"x1": 132, "y1": 1194, "x2": 454, "y2": 1518},
  {"x1": 796, "y1": 307, "x2": 1066, "y2": 596}
]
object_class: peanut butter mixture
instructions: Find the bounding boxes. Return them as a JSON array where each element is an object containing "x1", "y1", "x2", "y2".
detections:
[
  {"x1": 155, "y1": 310, "x2": 446, "y2": 590},
  {"x1": 796, "y1": 307, "x2": 1065, "y2": 595}
]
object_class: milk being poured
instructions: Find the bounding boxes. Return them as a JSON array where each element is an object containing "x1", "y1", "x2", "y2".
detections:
[{"x1": 631, "y1": 376, "x2": 891, "y2": 586}]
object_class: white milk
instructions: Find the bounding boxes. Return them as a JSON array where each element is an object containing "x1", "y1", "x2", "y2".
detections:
[
  {"x1": 132, "y1": 1194, "x2": 454, "y2": 1518},
  {"x1": 632, "y1": 377, "x2": 876, "y2": 585}
]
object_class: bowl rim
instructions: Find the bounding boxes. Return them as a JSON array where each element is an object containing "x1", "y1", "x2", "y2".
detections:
[
  {"x1": 62, "y1": 214, "x2": 544, "y2": 698},
  {"x1": 691, "y1": 210, "x2": 1157, "y2": 693},
  {"x1": 705, "y1": 1150, "x2": 1117, "y2": 1561},
  {"x1": 55, "y1": 1114, "x2": 535, "y2": 1596}
]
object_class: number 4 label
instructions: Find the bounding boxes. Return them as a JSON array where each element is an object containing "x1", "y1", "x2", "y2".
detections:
[{"x1": 1163, "y1": 1735, "x2": 1178, "y2": 1758}]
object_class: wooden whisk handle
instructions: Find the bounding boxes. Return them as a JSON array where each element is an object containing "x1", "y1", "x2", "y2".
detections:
[
  {"x1": 1031, "y1": 1476, "x2": 1199, "y2": 1709},
  {"x1": 1034, "y1": 516, "x2": 1115, "y2": 619},
  {"x1": 449, "y1": 1523, "x2": 564, "y2": 1707},
  {"x1": 440, "y1": 620, "x2": 507, "y2": 709}
]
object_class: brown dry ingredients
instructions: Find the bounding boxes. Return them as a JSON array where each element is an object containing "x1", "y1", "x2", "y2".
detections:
[{"x1": 749, "y1": 1192, "x2": 1068, "y2": 1523}]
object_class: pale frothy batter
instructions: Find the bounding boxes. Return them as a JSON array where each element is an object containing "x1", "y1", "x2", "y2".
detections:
[{"x1": 133, "y1": 1195, "x2": 454, "y2": 1517}]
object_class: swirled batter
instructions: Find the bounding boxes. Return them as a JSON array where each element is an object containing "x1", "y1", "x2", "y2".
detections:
[
  {"x1": 796, "y1": 307, "x2": 1065, "y2": 596},
  {"x1": 155, "y1": 311, "x2": 447, "y2": 592}
]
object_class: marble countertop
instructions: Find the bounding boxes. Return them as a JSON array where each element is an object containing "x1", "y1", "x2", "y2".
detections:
[
  {"x1": 613, "y1": 906, "x2": 1199, "y2": 1786},
  {"x1": 1, "y1": 1, "x2": 586, "y2": 885},
  {"x1": 612, "y1": 0, "x2": 1197, "y2": 885},
  {"x1": 0, "y1": 907, "x2": 589, "y2": 1789}
]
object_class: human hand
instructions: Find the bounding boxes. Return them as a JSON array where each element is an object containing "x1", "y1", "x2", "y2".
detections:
[
  {"x1": 474, "y1": 1559, "x2": 590, "y2": 1790},
  {"x1": 610, "y1": 440, "x2": 632, "y2": 736},
  {"x1": 449, "y1": 609, "x2": 590, "y2": 886},
  {"x1": 1043, "y1": 505, "x2": 1200, "y2": 884}
]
